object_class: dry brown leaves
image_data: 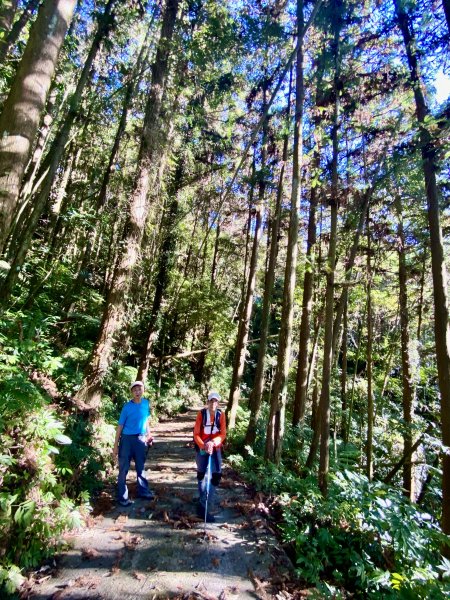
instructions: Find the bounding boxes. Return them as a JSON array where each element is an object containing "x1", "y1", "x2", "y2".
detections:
[
  {"x1": 81, "y1": 547, "x2": 101, "y2": 560},
  {"x1": 248, "y1": 568, "x2": 272, "y2": 600},
  {"x1": 121, "y1": 533, "x2": 143, "y2": 550},
  {"x1": 132, "y1": 571, "x2": 146, "y2": 581},
  {"x1": 173, "y1": 516, "x2": 193, "y2": 529},
  {"x1": 92, "y1": 491, "x2": 114, "y2": 516},
  {"x1": 115, "y1": 514, "x2": 128, "y2": 524}
]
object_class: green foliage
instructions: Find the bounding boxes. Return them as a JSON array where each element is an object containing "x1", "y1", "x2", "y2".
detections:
[{"x1": 231, "y1": 452, "x2": 449, "y2": 598}]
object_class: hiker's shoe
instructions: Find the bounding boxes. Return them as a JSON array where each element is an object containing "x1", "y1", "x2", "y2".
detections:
[
  {"x1": 138, "y1": 491, "x2": 155, "y2": 500},
  {"x1": 118, "y1": 499, "x2": 133, "y2": 507}
]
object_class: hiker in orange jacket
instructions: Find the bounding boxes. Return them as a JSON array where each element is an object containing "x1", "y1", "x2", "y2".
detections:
[{"x1": 193, "y1": 390, "x2": 226, "y2": 522}]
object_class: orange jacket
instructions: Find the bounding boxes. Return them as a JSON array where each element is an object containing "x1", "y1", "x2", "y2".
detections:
[{"x1": 193, "y1": 409, "x2": 226, "y2": 450}]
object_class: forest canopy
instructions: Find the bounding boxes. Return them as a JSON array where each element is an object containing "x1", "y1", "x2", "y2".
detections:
[{"x1": 0, "y1": 0, "x2": 449, "y2": 596}]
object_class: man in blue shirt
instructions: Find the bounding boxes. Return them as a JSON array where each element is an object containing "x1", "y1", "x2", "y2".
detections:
[{"x1": 113, "y1": 380, "x2": 154, "y2": 506}]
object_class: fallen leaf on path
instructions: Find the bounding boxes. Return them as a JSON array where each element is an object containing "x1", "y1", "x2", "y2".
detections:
[
  {"x1": 81, "y1": 547, "x2": 101, "y2": 560},
  {"x1": 74, "y1": 575, "x2": 100, "y2": 589},
  {"x1": 107, "y1": 525, "x2": 124, "y2": 531},
  {"x1": 173, "y1": 516, "x2": 192, "y2": 529},
  {"x1": 132, "y1": 571, "x2": 146, "y2": 581},
  {"x1": 84, "y1": 515, "x2": 96, "y2": 528},
  {"x1": 123, "y1": 534, "x2": 143, "y2": 550},
  {"x1": 248, "y1": 569, "x2": 271, "y2": 600},
  {"x1": 211, "y1": 557, "x2": 220, "y2": 567},
  {"x1": 162, "y1": 510, "x2": 174, "y2": 525},
  {"x1": 223, "y1": 586, "x2": 240, "y2": 596},
  {"x1": 115, "y1": 514, "x2": 128, "y2": 524}
]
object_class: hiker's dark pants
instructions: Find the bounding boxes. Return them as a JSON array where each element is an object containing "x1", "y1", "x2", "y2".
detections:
[
  {"x1": 118, "y1": 434, "x2": 150, "y2": 501},
  {"x1": 196, "y1": 448, "x2": 222, "y2": 512}
]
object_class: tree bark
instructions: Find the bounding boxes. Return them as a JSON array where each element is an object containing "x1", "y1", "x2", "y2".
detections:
[
  {"x1": 317, "y1": 0, "x2": 341, "y2": 494},
  {"x1": 395, "y1": 194, "x2": 415, "y2": 499},
  {"x1": 0, "y1": 0, "x2": 19, "y2": 54},
  {"x1": 366, "y1": 208, "x2": 374, "y2": 482},
  {"x1": 244, "y1": 72, "x2": 292, "y2": 448},
  {"x1": 74, "y1": 0, "x2": 181, "y2": 410},
  {"x1": 442, "y1": 0, "x2": 450, "y2": 35},
  {"x1": 340, "y1": 296, "x2": 348, "y2": 440},
  {"x1": 227, "y1": 191, "x2": 264, "y2": 429},
  {"x1": 292, "y1": 109, "x2": 321, "y2": 427},
  {"x1": 265, "y1": 0, "x2": 304, "y2": 463},
  {"x1": 394, "y1": 0, "x2": 450, "y2": 550},
  {"x1": 0, "y1": 0, "x2": 76, "y2": 253},
  {"x1": 137, "y1": 159, "x2": 182, "y2": 382},
  {"x1": 0, "y1": 0, "x2": 40, "y2": 65},
  {"x1": 0, "y1": 0, "x2": 118, "y2": 303}
]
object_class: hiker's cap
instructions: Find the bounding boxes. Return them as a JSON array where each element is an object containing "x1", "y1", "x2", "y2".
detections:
[
  {"x1": 207, "y1": 390, "x2": 220, "y2": 402},
  {"x1": 130, "y1": 380, "x2": 144, "y2": 390}
]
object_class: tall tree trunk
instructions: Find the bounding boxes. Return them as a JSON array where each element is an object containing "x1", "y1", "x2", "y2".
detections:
[
  {"x1": 317, "y1": 0, "x2": 341, "y2": 494},
  {"x1": 0, "y1": 0, "x2": 19, "y2": 56},
  {"x1": 340, "y1": 296, "x2": 348, "y2": 440},
  {"x1": 395, "y1": 194, "x2": 415, "y2": 499},
  {"x1": 394, "y1": 0, "x2": 450, "y2": 549},
  {"x1": 366, "y1": 209, "x2": 374, "y2": 482},
  {"x1": 62, "y1": 21, "x2": 155, "y2": 310},
  {"x1": 443, "y1": 0, "x2": 450, "y2": 35},
  {"x1": 0, "y1": 0, "x2": 118, "y2": 303},
  {"x1": 265, "y1": 0, "x2": 304, "y2": 463},
  {"x1": 227, "y1": 193, "x2": 264, "y2": 429},
  {"x1": 74, "y1": 0, "x2": 181, "y2": 411},
  {"x1": 0, "y1": 0, "x2": 40, "y2": 65},
  {"x1": 292, "y1": 119, "x2": 320, "y2": 427},
  {"x1": 244, "y1": 72, "x2": 292, "y2": 448},
  {"x1": 137, "y1": 159, "x2": 182, "y2": 382},
  {"x1": 0, "y1": 0, "x2": 77, "y2": 253}
]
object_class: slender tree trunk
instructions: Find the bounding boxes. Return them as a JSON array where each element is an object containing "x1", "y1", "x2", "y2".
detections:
[
  {"x1": 340, "y1": 296, "x2": 348, "y2": 440},
  {"x1": 137, "y1": 159, "x2": 182, "y2": 382},
  {"x1": 196, "y1": 218, "x2": 221, "y2": 385},
  {"x1": 293, "y1": 124, "x2": 320, "y2": 427},
  {"x1": 74, "y1": 0, "x2": 181, "y2": 410},
  {"x1": 0, "y1": 0, "x2": 117, "y2": 302},
  {"x1": 0, "y1": 0, "x2": 18, "y2": 37},
  {"x1": 265, "y1": 0, "x2": 304, "y2": 463},
  {"x1": 395, "y1": 194, "x2": 415, "y2": 499},
  {"x1": 0, "y1": 0, "x2": 77, "y2": 253},
  {"x1": 366, "y1": 209, "x2": 374, "y2": 481},
  {"x1": 227, "y1": 195, "x2": 264, "y2": 429},
  {"x1": 0, "y1": 0, "x2": 40, "y2": 65},
  {"x1": 442, "y1": 0, "x2": 450, "y2": 35},
  {"x1": 417, "y1": 249, "x2": 426, "y2": 342},
  {"x1": 317, "y1": 1, "x2": 341, "y2": 494},
  {"x1": 394, "y1": 0, "x2": 450, "y2": 548},
  {"x1": 244, "y1": 73, "x2": 292, "y2": 447}
]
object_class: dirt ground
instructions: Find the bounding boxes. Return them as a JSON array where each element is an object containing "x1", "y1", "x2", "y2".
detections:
[{"x1": 24, "y1": 409, "x2": 303, "y2": 600}]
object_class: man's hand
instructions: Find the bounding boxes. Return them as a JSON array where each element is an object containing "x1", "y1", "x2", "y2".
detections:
[
  {"x1": 113, "y1": 446, "x2": 119, "y2": 463},
  {"x1": 205, "y1": 441, "x2": 214, "y2": 455}
]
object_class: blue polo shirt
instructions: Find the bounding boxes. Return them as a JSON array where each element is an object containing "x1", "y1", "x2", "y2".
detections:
[{"x1": 118, "y1": 398, "x2": 150, "y2": 434}]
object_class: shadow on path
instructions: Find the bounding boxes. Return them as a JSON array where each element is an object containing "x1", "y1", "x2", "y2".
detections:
[{"x1": 27, "y1": 409, "x2": 293, "y2": 599}]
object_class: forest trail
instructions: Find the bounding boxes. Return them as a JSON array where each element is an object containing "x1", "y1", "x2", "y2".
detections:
[{"x1": 28, "y1": 410, "x2": 294, "y2": 600}]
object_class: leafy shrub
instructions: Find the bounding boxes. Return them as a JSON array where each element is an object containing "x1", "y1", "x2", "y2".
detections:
[{"x1": 231, "y1": 452, "x2": 449, "y2": 598}]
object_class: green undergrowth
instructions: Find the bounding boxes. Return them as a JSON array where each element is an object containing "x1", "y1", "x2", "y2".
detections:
[
  {"x1": 0, "y1": 311, "x2": 116, "y2": 595},
  {"x1": 228, "y1": 451, "x2": 450, "y2": 599}
]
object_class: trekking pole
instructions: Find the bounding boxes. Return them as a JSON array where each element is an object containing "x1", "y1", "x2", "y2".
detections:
[{"x1": 204, "y1": 453, "x2": 212, "y2": 533}]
